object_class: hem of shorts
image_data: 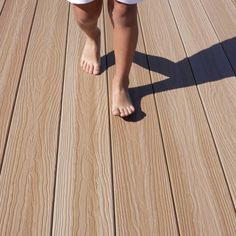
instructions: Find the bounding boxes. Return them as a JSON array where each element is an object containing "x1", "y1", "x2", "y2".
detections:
[
  {"x1": 67, "y1": 0, "x2": 94, "y2": 4},
  {"x1": 67, "y1": 0, "x2": 143, "y2": 4},
  {"x1": 116, "y1": 0, "x2": 143, "y2": 4}
]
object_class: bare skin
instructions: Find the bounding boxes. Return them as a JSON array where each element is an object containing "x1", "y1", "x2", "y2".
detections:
[
  {"x1": 73, "y1": 1, "x2": 102, "y2": 75},
  {"x1": 72, "y1": 0, "x2": 138, "y2": 117},
  {"x1": 80, "y1": 27, "x2": 101, "y2": 75},
  {"x1": 109, "y1": 0, "x2": 137, "y2": 117},
  {"x1": 111, "y1": 77, "x2": 135, "y2": 116}
]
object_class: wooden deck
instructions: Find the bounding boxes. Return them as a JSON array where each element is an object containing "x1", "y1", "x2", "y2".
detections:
[{"x1": 0, "y1": 0, "x2": 236, "y2": 235}]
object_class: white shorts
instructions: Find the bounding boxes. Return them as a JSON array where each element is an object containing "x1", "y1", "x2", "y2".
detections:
[{"x1": 67, "y1": 0, "x2": 143, "y2": 4}]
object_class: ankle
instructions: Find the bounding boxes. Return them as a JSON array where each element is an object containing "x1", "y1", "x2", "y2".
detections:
[
  {"x1": 112, "y1": 78, "x2": 129, "y2": 89},
  {"x1": 85, "y1": 27, "x2": 100, "y2": 42}
]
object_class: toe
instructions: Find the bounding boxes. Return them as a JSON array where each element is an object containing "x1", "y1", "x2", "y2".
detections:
[
  {"x1": 123, "y1": 108, "x2": 129, "y2": 117},
  {"x1": 93, "y1": 64, "x2": 100, "y2": 75},
  {"x1": 119, "y1": 108, "x2": 126, "y2": 117},
  {"x1": 86, "y1": 64, "x2": 90, "y2": 73},
  {"x1": 82, "y1": 62, "x2": 87, "y2": 71},
  {"x1": 89, "y1": 64, "x2": 94, "y2": 74},
  {"x1": 80, "y1": 58, "x2": 84, "y2": 67},
  {"x1": 126, "y1": 106, "x2": 133, "y2": 114},
  {"x1": 129, "y1": 105, "x2": 135, "y2": 112},
  {"x1": 112, "y1": 108, "x2": 120, "y2": 116}
]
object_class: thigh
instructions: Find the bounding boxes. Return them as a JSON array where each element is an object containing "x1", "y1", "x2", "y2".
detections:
[
  {"x1": 108, "y1": 0, "x2": 140, "y2": 13},
  {"x1": 70, "y1": 0, "x2": 103, "y2": 21},
  {"x1": 108, "y1": 0, "x2": 138, "y2": 16},
  {"x1": 115, "y1": 0, "x2": 143, "y2": 4}
]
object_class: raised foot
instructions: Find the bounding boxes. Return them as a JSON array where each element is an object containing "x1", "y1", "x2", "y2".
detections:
[
  {"x1": 80, "y1": 27, "x2": 101, "y2": 75},
  {"x1": 111, "y1": 80, "x2": 135, "y2": 118}
]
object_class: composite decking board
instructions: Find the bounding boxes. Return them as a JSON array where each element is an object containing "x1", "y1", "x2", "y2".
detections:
[
  {"x1": 104, "y1": 3, "x2": 179, "y2": 236},
  {"x1": 232, "y1": 0, "x2": 236, "y2": 7},
  {"x1": 139, "y1": 0, "x2": 236, "y2": 235},
  {"x1": 200, "y1": 0, "x2": 236, "y2": 71},
  {"x1": 169, "y1": 0, "x2": 236, "y2": 212},
  {"x1": 0, "y1": 0, "x2": 6, "y2": 14},
  {"x1": 200, "y1": 0, "x2": 236, "y2": 211},
  {"x1": 52, "y1": 5, "x2": 114, "y2": 236},
  {"x1": 0, "y1": 0, "x2": 68, "y2": 235},
  {"x1": 0, "y1": 0, "x2": 235, "y2": 235},
  {"x1": 0, "y1": 0, "x2": 38, "y2": 170}
]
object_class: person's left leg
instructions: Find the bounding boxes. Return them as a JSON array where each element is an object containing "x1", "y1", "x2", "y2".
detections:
[{"x1": 108, "y1": 0, "x2": 138, "y2": 117}]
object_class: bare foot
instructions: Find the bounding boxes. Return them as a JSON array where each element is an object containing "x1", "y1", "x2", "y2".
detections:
[
  {"x1": 111, "y1": 79, "x2": 135, "y2": 117},
  {"x1": 80, "y1": 27, "x2": 101, "y2": 75}
]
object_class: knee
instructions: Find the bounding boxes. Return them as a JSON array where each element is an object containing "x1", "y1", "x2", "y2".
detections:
[
  {"x1": 72, "y1": 4, "x2": 100, "y2": 27},
  {"x1": 110, "y1": 3, "x2": 137, "y2": 27}
]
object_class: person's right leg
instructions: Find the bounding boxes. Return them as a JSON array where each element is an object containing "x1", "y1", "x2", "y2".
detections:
[{"x1": 72, "y1": 0, "x2": 103, "y2": 75}]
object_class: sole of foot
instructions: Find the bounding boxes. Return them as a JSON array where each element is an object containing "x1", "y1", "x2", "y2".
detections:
[
  {"x1": 80, "y1": 27, "x2": 101, "y2": 75},
  {"x1": 111, "y1": 80, "x2": 135, "y2": 118}
]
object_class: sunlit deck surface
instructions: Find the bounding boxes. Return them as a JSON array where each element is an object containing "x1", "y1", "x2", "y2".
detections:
[{"x1": 0, "y1": 0, "x2": 236, "y2": 235}]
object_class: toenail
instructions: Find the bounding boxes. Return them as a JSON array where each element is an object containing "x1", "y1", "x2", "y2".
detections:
[
  {"x1": 130, "y1": 106, "x2": 135, "y2": 112},
  {"x1": 123, "y1": 109, "x2": 128, "y2": 115},
  {"x1": 86, "y1": 64, "x2": 90, "y2": 73},
  {"x1": 89, "y1": 65, "x2": 94, "y2": 74},
  {"x1": 127, "y1": 107, "x2": 132, "y2": 114},
  {"x1": 83, "y1": 62, "x2": 87, "y2": 70},
  {"x1": 120, "y1": 109, "x2": 126, "y2": 117},
  {"x1": 94, "y1": 69, "x2": 99, "y2": 74},
  {"x1": 93, "y1": 65, "x2": 100, "y2": 72},
  {"x1": 112, "y1": 108, "x2": 120, "y2": 116}
]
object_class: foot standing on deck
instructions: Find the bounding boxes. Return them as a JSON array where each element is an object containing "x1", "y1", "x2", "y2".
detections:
[{"x1": 69, "y1": 0, "x2": 143, "y2": 117}]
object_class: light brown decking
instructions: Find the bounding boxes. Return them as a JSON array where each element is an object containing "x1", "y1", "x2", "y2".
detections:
[{"x1": 0, "y1": 0, "x2": 236, "y2": 235}]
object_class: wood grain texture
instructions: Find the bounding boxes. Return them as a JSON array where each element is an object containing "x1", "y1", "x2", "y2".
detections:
[
  {"x1": 199, "y1": 0, "x2": 236, "y2": 206},
  {"x1": 0, "y1": 0, "x2": 68, "y2": 235},
  {"x1": 0, "y1": 0, "x2": 236, "y2": 235},
  {"x1": 200, "y1": 0, "x2": 236, "y2": 70},
  {"x1": 140, "y1": 0, "x2": 236, "y2": 235},
  {"x1": 52, "y1": 5, "x2": 115, "y2": 236},
  {"x1": 104, "y1": 2, "x2": 179, "y2": 236},
  {"x1": 0, "y1": 0, "x2": 6, "y2": 14},
  {"x1": 0, "y1": 0, "x2": 38, "y2": 169},
  {"x1": 170, "y1": 0, "x2": 236, "y2": 212},
  {"x1": 231, "y1": 0, "x2": 236, "y2": 7}
]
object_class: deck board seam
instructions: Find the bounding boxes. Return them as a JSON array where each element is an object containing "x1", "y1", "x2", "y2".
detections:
[
  {"x1": 0, "y1": 0, "x2": 6, "y2": 15},
  {"x1": 199, "y1": 0, "x2": 236, "y2": 76},
  {"x1": 102, "y1": 5, "x2": 117, "y2": 236},
  {"x1": 198, "y1": 0, "x2": 236, "y2": 212},
  {"x1": 49, "y1": 3, "x2": 71, "y2": 235},
  {"x1": 137, "y1": 6, "x2": 181, "y2": 235},
  {"x1": 231, "y1": 0, "x2": 236, "y2": 8},
  {"x1": 0, "y1": 0, "x2": 39, "y2": 175},
  {"x1": 166, "y1": 0, "x2": 236, "y2": 231}
]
